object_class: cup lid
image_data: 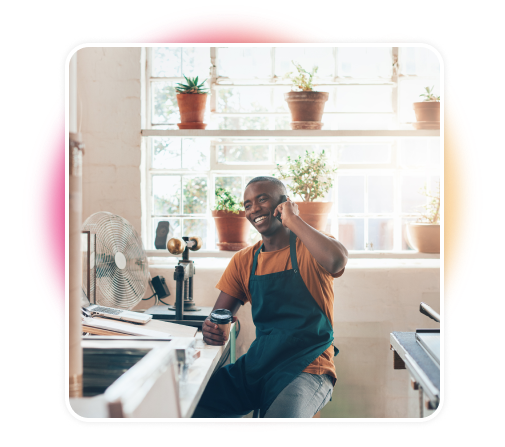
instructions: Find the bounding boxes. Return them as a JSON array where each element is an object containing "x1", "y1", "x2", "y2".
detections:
[{"x1": 210, "y1": 308, "x2": 233, "y2": 324}]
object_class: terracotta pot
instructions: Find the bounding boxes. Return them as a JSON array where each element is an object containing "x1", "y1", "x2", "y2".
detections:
[
  {"x1": 412, "y1": 101, "x2": 440, "y2": 125},
  {"x1": 284, "y1": 91, "x2": 329, "y2": 130},
  {"x1": 176, "y1": 93, "x2": 208, "y2": 129},
  {"x1": 406, "y1": 223, "x2": 440, "y2": 253},
  {"x1": 295, "y1": 202, "x2": 333, "y2": 232},
  {"x1": 212, "y1": 210, "x2": 250, "y2": 251}
]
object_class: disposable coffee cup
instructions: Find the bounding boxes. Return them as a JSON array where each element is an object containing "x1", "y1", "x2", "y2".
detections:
[{"x1": 210, "y1": 309, "x2": 233, "y2": 341}]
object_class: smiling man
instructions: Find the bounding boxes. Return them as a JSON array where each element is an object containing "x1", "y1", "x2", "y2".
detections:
[{"x1": 193, "y1": 176, "x2": 348, "y2": 418}]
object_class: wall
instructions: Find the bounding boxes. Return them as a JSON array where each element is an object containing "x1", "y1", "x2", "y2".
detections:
[
  {"x1": 77, "y1": 47, "x2": 142, "y2": 234},
  {"x1": 76, "y1": 48, "x2": 441, "y2": 419}
]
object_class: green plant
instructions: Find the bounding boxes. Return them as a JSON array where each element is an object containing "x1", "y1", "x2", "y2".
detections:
[
  {"x1": 274, "y1": 150, "x2": 337, "y2": 202},
  {"x1": 420, "y1": 86, "x2": 440, "y2": 102},
  {"x1": 418, "y1": 182, "x2": 440, "y2": 223},
  {"x1": 175, "y1": 75, "x2": 209, "y2": 94},
  {"x1": 213, "y1": 187, "x2": 243, "y2": 214},
  {"x1": 284, "y1": 61, "x2": 318, "y2": 91}
]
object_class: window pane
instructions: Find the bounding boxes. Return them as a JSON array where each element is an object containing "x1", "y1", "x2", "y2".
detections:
[
  {"x1": 338, "y1": 176, "x2": 365, "y2": 213},
  {"x1": 152, "y1": 138, "x2": 181, "y2": 169},
  {"x1": 217, "y1": 144, "x2": 269, "y2": 163},
  {"x1": 399, "y1": 139, "x2": 429, "y2": 167},
  {"x1": 338, "y1": 144, "x2": 390, "y2": 164},
  {"x1": 152, "y1": 81, "x2": 178, "y2": 124},
  {"x1": 215, "y1": 176, "x2": 242, "y2": 199},
  {"x1": 275, "y1": 144, "x2": 330, "y2": 165},
  {"x1": 429, "y1": 138, "x2": 441, "y2": 167},
  {"x1": 182, "y1": 138, "x2": 210, "y2": 170},
  {"x1": 334, "y1": 114, "x2": 393, "y2": 130},
  {"x1": 337, "y1": 47, "x2": 392, "y2": 78},
  {"x1": 153, "y1": 48, "x2": 182, "y2": 77},
  {"x1": 153, "y1": 47, "x2": 210, "y2": 78},
  {"x1": 338, "y1": 219, "x2": 364, "y2": 250},
  {"x1": 336, "y1": 85, "x2": 393, "y2": 112},
  {"x1": 153, "y1": 176, "x2": 180, "y2": 215},
  {"x1": 368, "y1": 218, "x2": 394, "y2": 250},
  {"x1": 181, "y1": 47, "x2": 211, "y2": 78},
  {"x1": 275, "y1": 115, "x2": 291, "y2": 130},
  {"x1": 275, "y1": 47, "x2": 334, "y2": 78},
  {"x1": 217, "y1": 116, "x2": 271, "y2": 130},
  {"x1": 152, "y1": 218, "x2": 180, "y2": 249},
  {"x1": 182, "y1": 176, "x2": 207, "y2": 214},
  {"x1": 217, "y1": 87, "x2": 271, "y2": 113},
  {"x1": 427, "y1": 175, "x2": 440, "y2": 195},
  {"x1": 273, "y1": 86, "x2": 293, "y2": 112},
  {"x1": 183, "y1": 219, "x2": 208, "y2": 249},
  {"x1": 401, "y1": 176, "x2": 428, "y2": 213},
  {"x1": 400, "y1": 47, "x2": 440, "y2": 77},
  {"x1": 218, "y1": 47, "x2": 271, "y2": 78},
  {"x1": 368, "y1": 176, "x2": 394, "y2": 213}
]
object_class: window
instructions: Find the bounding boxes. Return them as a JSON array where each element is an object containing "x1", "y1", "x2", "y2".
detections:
[{"x1": 143, "y1": 46, "x2": 441, "y2": 251}]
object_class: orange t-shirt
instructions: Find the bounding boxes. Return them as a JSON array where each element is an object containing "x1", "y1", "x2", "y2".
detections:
[{"x1": 215, "y1": 233, "x2": 344, "y2": 383}]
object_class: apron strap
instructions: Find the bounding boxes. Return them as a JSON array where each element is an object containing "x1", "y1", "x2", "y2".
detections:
[
  {"x1": 251, "y1": 243, "x2": 264, "y2": 276},
  {"x1": 289, "y1": 231, "x2": 298, "y2": 272}
]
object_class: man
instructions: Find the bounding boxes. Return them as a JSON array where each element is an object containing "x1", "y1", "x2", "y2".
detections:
[{"x1": 193, "y1": 176, "x2": 348, "y2": 418}]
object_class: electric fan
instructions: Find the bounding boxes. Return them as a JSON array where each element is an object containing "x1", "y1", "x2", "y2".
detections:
[{"x1": 82, "y1": 211, "x2": 149, "y2": 310}]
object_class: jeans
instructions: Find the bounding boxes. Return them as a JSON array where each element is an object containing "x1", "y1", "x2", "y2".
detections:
[{"x1": 192, "y1": 373, "x2": 334, "y2": 418}]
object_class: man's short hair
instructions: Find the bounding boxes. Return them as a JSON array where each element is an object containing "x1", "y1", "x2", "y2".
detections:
[{"x1": 246, "y1": 176, "x2": 287, "y2": 195}]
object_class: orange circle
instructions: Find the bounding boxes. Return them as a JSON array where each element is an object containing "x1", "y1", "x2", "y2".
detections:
[{"x1": 444, "y1": 83, "x2": 482, "y2": 322}]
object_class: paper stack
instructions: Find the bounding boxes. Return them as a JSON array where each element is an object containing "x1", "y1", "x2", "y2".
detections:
[{"x1": 81, "y1": 316, "x2": 197, "y2": 338}]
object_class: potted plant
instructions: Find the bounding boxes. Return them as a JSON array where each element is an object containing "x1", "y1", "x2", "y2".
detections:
[
  {"x1": 406, "y1": 182, "x2": 440, "y2": 253},
  {"x1": 283, "y1": 61, "x2": 329, "y2": 130},
  {"x1": 412, "y1": 86, "x2": 440, "y2": 129},
  {"x1": 212, "y1": 188, "x2": 250, "y2": 251},
  {"x1": 175, "y1": 75, "x2": 209, "y2": 129},
  {"x1": 274, "y1": 150, "x2": 337, "y2": 232}
]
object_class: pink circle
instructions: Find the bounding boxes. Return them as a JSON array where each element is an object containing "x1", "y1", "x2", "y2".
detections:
[{"x1": 23, "y1": 5, "x2": 334, "y2": 332}]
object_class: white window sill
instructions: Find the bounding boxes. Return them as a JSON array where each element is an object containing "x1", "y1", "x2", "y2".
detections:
[{"x1": 148, "y1": 257, "x2": 439, "y2": 270}]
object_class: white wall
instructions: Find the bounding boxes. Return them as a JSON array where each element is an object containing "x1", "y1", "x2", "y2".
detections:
[
  {"x1": 77, "y1": 47, "x2": 142, "y2": 234},
  {"x1": 76, "y1": 48, "x2": 441, "y2": 418}
]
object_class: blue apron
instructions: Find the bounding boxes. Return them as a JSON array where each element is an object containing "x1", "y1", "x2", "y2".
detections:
[{"x1": 198, "y1": 231, "x2": 335, "y2": 417}]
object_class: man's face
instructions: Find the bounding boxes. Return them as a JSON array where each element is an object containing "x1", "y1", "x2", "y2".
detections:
[{"x1": 243, "y1": 181, "x2": 283, "y2": 235}]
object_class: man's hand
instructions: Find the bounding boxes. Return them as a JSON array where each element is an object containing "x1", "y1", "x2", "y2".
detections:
[
  {"x1": 202, "y1": 316, "x2": 238, "y2": 346},
  {"x1": 279, "y1": 197, "x2": 348, "y2": 275},
  {"x1": 273, "y1": 196, "x2": 299, "y2": 228},
  {"x1": 203, "y1": 291, "x2": 242, "y2": 345}
]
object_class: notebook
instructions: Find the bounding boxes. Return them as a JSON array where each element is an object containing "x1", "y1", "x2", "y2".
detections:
[{"x1": 81, "y1": 289, "x2": 152, "y2": 324}]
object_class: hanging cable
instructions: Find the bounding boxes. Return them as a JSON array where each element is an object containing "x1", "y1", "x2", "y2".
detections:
[{"x1": 142, "y1": 292, "x2": 157, "y2": 301}]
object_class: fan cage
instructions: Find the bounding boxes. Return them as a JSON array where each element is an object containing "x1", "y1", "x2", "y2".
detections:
[{"x1": 82, "y1": 212, "x2": 149, "y2": 310}]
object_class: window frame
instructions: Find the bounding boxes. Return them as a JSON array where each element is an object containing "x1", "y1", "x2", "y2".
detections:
[{"x1": 143, "y1": 45, "x2": 441, "y2": 252}]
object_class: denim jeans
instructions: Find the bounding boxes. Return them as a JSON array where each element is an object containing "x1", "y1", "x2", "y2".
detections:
[{"x1": 192, "y1": 373, "x2": 334, "y2": 418}]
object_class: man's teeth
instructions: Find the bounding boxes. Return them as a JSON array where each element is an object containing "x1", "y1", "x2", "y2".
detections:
[{"x1": 255, "y1": 216, "x2": 267, "y2": 223}]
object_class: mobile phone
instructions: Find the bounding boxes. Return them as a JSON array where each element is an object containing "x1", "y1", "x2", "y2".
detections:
[{"x1": 275, "y1": 195, "x2": 287, "y2": 222}]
